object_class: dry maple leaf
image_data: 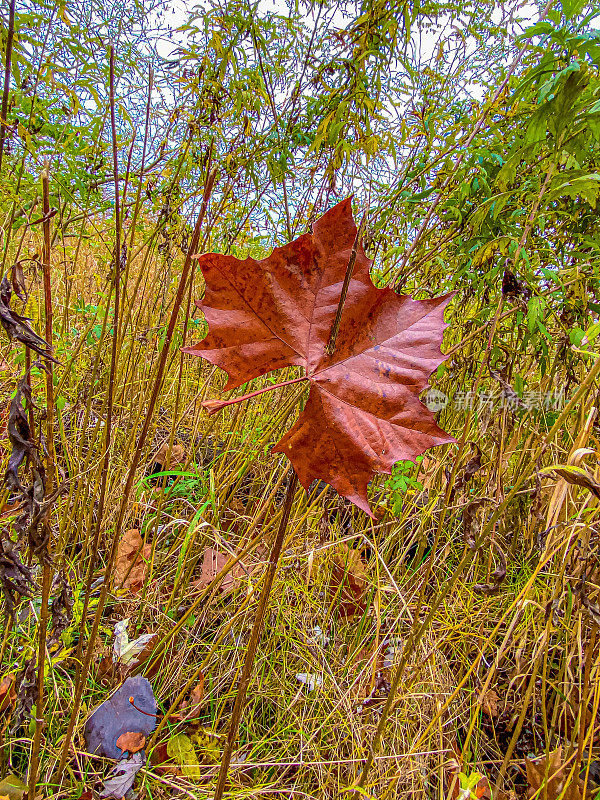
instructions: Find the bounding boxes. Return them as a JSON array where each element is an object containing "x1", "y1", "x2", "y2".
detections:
[
  {"x1": 184, "y1": 198, "x2": 454, "y2": 515},
  {"x1": 116, "y1": 731, "x2": 147, "y2": 755},
  {"x1": 193, "y1": 547, "x2": 248, "y2": 596},
  {"x1": 114, "y1": 529, "x2": 151, "y2": 594},
  {"x1": 481, "y1": 688, "x2": 500, "y2": 719},
  {"x1": 329, "y1": 543, "x2": 369, "y2": 619},
  {"x1": 525, "y1": 747, "x2": 585, "y2": 800},
  {"x1": 0, "y1": 673, "x2": 16, "y2": 714}
]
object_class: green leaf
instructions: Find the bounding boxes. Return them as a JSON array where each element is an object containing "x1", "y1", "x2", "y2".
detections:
[
  {"x1": 0, "y1": 774, "x2": 28, "y2": 800},
  {"x1": 570, "y1": 326, "x2": 585, "y2": 346},
  {"x1": 561, "y1": 0, "x2": 587, "y2": 20},
  {"x1": 167, "y1": 734, "x2": 203, "y2": 781},
  {"x1": 526, "y1": 64, "x2": 589, "y2": 143},
  {"x1": 541, "y1": 464, "x2": 600, "y2": 498},
  {"x1": 548, "y1": 172, "x2": 600, "y2": 208},
  {"x1": 582, "y1": 321, "x2": 600, "y2": 345},
  {"x1": 526, "y1": 297, "x2": 546, "y2": 334},
  {"x1": 471, "y1": 236, "x2": 513, "y2": 268}
]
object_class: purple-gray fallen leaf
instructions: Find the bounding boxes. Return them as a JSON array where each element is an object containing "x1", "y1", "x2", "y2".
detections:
[
  {"x1": 84, "y1": 676, "x2": 157, "y2": 760},
  {"x1": 100, "y1": 751, "x2": 145, "y2": 798}
]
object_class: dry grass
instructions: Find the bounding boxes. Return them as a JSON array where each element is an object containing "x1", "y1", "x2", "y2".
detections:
[{"x1": 0, "y1": 226, "x2": 599, "y2": 800}]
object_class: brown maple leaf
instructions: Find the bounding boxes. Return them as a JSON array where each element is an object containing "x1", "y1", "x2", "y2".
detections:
[
  {"x1": 192, "y1": 547, "x2": 249, "y2": 596},
  {"x1": 179, "y1": 676, "x2": 205, "y2": 720},
  {"x1": 114, "y1": 529, "x2": 151, "y2": 594},
  {"x1": 0, "y1": 673, "x2": 16, "y2": 714},
  {"x1": 116, "y1": 730, "x2": 146, "y2": 754},
  {"x1": 525, "y1": 747, "x2": 585, "y2": 800},
  {"x1": 329, "y1": 543, "x2": 369, "y2": 619},
  {"x1": 184, "y1": 198, "x2": 454, "y2": 514}
]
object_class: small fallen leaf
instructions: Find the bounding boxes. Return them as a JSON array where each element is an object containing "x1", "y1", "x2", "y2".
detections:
[
  {"x1": 151, "y1": 442, "x2": 187, "y2": 471},
  {"x1": 85, "y1": 676, "x2": 157, "y2": 760},
  {"x1": 116, "y1": 730, "x2": 146, "y2": 755},
  {"x1": 96, "y1": 654, "x2": 115, "y2": 685},
  {"x1": 0, "y1": 673, "x2": 16, "y2": 713},
  {"x1": 112, "y1": 618, "x2": 156, "y2": 665},
  {"x1": 0, "y1": 774, "x2": 27, "y2": 800},
  {"x1": 296, "y1": 673, "x2": 323, "y2": 691},
  {"x1": 481, "y1": 689, "x2": 499, "y2": 718},
  {"x1": 474, "y1": 774, "x2": 491, "y2": 799},
  {"x1": 525, "y1": 746, "x2": 585, "y2": 800},
  {"x1": 167, "y1": 733, "x2": 203, "y2": 781},
  {"x1": 194, "y1": 547, "x2": 247, "y2": 596},
  {"x1": 114, "y1": 528, "x2": 151, "y2": 594},
  {"x1": 100, "y1": 751, "x2": 145, "y2": 799},
  {"x1": 329, "y1": 543, "x2": 369, "y2": 619},
  {"x1": 543, "y1": 464, "x2": 600, "y2": 500},
  {"x1": 180, "y1": 676, "x2": 205, "y2": 719}
]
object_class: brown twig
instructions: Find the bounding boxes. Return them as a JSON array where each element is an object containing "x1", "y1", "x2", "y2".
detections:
[
  {"x1": 27, "y1": 163, "x2": 56, "y2": 800},
  {"x1": 54, "y1": 44, "x2": 125, "y2": 780},
  {"x1": 212, "y1": 470, "x2": 299, "y2": 800},
  {"x1": 0, "y1": 0, "x2": 15, "y2": 174},
  {"x1": 54, "y1": 148, "x2": 217, "y2": 784}
]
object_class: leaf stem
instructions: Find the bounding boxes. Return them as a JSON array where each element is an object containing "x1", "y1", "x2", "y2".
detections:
[
  {"x1": 326, "y1": 209, "x2": 367, "y2": 356},
  {"x1": 202, "y1": 374, "x2": 308, "y2": 415}
]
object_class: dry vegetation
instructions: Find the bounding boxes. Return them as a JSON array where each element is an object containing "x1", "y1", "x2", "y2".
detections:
[
  {"x1": 1, "y1": 215, "x2": 599, "y2": 800},
  {"x1": 1, "y1": 1, "x2": 600, "y2": 798}
]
